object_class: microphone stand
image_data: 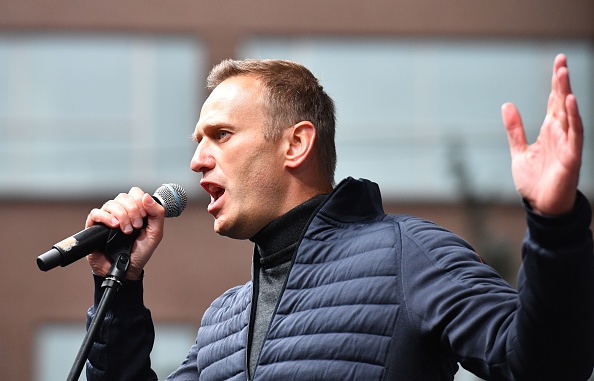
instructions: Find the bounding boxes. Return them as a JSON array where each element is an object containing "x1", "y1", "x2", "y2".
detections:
[{"x1": 66, "y1": 227, "x2": 141, "y2": 381}]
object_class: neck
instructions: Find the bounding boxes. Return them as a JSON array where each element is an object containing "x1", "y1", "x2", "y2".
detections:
[{"x1": 279, "y1": 170, "x2": 333, "y2": 214}]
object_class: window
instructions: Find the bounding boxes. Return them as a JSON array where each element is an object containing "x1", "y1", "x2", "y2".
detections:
[{"x1": 0, "y1": 34, "x2": 204, "y2": 198}]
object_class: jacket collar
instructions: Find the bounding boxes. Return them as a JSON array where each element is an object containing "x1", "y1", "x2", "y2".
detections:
[{"x1": 317, "y1": 177, "x2": 385, "y2": 223}]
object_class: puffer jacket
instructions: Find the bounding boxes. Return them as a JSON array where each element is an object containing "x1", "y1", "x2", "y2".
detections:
[{"x1": 88, "y1": 177, "x2": 594, "y2": 381}]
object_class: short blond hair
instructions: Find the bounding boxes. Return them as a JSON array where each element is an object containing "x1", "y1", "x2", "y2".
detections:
[{"x1": 207, "y1": 59, "x2": 337, "y2": 184}]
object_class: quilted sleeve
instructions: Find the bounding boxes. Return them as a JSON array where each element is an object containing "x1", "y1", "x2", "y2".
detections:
[{"x1": 400, "y1": 192, "x2": 594, "y2": 381}]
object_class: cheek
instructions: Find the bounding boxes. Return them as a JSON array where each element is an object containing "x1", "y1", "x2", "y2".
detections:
[
  {"x1": 233, "y1": 164, "x2": 282, "y2": 212},
  {"x1": 226, "y1": 139, "x2": 284, "y2": 197},
  {"x1": 242, "y1": 149, "x2": 281, "y2": 180}
]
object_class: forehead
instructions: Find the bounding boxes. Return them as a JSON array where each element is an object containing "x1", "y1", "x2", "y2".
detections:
[{"x1": 195, "y1": 76, "x2": 266, "y2": 133}]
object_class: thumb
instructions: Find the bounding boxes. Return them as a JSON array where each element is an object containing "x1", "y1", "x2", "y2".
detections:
[
  {"x1": 139, "y1": 193, "x2": 165, "y2": 245},
  {"x1": 142, "y1": 193, "x2": 165, "y2": 218},
  {"x1": 501, "y1": 102, "x2": 528, "y2": 158}
]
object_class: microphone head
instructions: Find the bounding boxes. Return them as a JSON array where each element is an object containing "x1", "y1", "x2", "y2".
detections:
[{"x1": 153, "y1": 183, "x2": 188, "y2": 217}]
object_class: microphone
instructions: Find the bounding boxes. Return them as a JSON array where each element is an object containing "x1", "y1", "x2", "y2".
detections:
[{"x1": 36, "y1": 183, "x2": 188, "y2": 272}]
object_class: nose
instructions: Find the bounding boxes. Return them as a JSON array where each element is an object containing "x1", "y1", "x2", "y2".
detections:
[{"x1": 190, "y1": 140, "x2": 215, "y2": 174}]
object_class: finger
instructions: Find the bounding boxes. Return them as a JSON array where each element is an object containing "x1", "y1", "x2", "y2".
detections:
[
  {"x1": 554, "y1": 54, "x2": 572, "y2": 94},
  {"x1": 85, "y1": 208, "x2": 120, "y2": 229},
  {"x1": 555, "y1": 67, "x2": 572, "y2": 102},
  {"x1": 566, "y1": 94, "x2": 584, "y2": 156},
  {"x1": 127, "y1": 187, "x2": 148, "y2": 218},
  {"x1": 501, "y1": 102, "x2": 528, "y2": 157},
  {"x1": 123, "y1": 187, "x2": 146, "y2": 229},
  {"x1": 99, "y1": 198, "x2": 137, "y2": 233},
  {"x1": 548, "y1": 54, "x2": 570, "y2": 117},
  {"x1": 113, "y1": 189, "x2": 148, "y2": 231}
]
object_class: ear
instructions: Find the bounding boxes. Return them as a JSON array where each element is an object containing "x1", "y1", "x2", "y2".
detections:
[{"x1": 284, "y1": 121, "x2": 316, "y2": 169}]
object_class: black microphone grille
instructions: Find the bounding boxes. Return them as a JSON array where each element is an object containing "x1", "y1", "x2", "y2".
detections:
[{"x1": 153, "y1": 183, "x2": 188, "y2": 218}]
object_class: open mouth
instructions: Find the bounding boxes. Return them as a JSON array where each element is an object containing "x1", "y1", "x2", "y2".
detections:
[
  {"x1": 207, "y1": 184, "x2": 225, "y2": 202},
  {"x1": 201, "y1": 181, "x2": 226, "y2": 212}
]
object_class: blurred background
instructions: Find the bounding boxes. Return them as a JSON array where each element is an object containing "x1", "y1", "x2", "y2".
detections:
[{"x1": 0, "y1": 1, "x2": 593, "y2": 380}]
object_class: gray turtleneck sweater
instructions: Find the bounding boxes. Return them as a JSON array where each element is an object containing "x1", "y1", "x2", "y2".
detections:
[{"x1": 247, "y1": 195, "x2": 326, "y2": 379}]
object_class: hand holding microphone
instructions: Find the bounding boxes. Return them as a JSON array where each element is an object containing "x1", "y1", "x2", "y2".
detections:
[{"x1": 37, "y1": 183, "x2": 187, "y2": 280}]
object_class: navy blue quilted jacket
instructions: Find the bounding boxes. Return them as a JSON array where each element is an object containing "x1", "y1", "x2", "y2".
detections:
[{"x1": 87, "y1": 177, "x2": 594, "y2": 380}]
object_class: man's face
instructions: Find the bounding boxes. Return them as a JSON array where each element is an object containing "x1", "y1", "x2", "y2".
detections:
[{"x1": 191, "y1": 75, "x2": 288, "y2": 239}]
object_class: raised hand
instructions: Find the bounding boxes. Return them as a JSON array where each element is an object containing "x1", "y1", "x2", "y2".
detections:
[{"x1": 501, "y1": 54, "x2": 583, "y2": 216}]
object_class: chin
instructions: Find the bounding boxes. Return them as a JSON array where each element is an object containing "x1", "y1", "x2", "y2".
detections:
[
  {"x1": 216, "y1": 224, "x2": 260, "y2": 241},
  {"x1": 214, "y1": 220, "x2": 245, "y2": 240}
]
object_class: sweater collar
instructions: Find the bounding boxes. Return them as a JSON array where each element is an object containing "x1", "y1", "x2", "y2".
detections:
[{"x1": 250, "y1": 194, "x2": 326, "y2": 268}]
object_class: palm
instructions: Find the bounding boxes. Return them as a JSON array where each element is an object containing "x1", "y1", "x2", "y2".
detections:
[{"x1": 502, "y1": 54, "x2": 583, "y2": 216}]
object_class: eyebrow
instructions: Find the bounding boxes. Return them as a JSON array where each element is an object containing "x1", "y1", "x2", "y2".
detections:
[{"x1": 192, "y1": 122, "x2": 236, "y2": 142}]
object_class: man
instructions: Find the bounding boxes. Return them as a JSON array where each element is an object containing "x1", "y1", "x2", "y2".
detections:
[{"x1": 85, "y1": 55, "x2": 594, "y2": 380}]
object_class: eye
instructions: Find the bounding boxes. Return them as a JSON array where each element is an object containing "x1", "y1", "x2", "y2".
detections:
[{"x1": 218, "y1": 131, "x2": 229, "y2": 140}]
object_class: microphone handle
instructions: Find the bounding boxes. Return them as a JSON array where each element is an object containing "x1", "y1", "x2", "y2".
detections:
[{"x1": 37, "y1": 224, "x2": 111, "y2": 271}]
